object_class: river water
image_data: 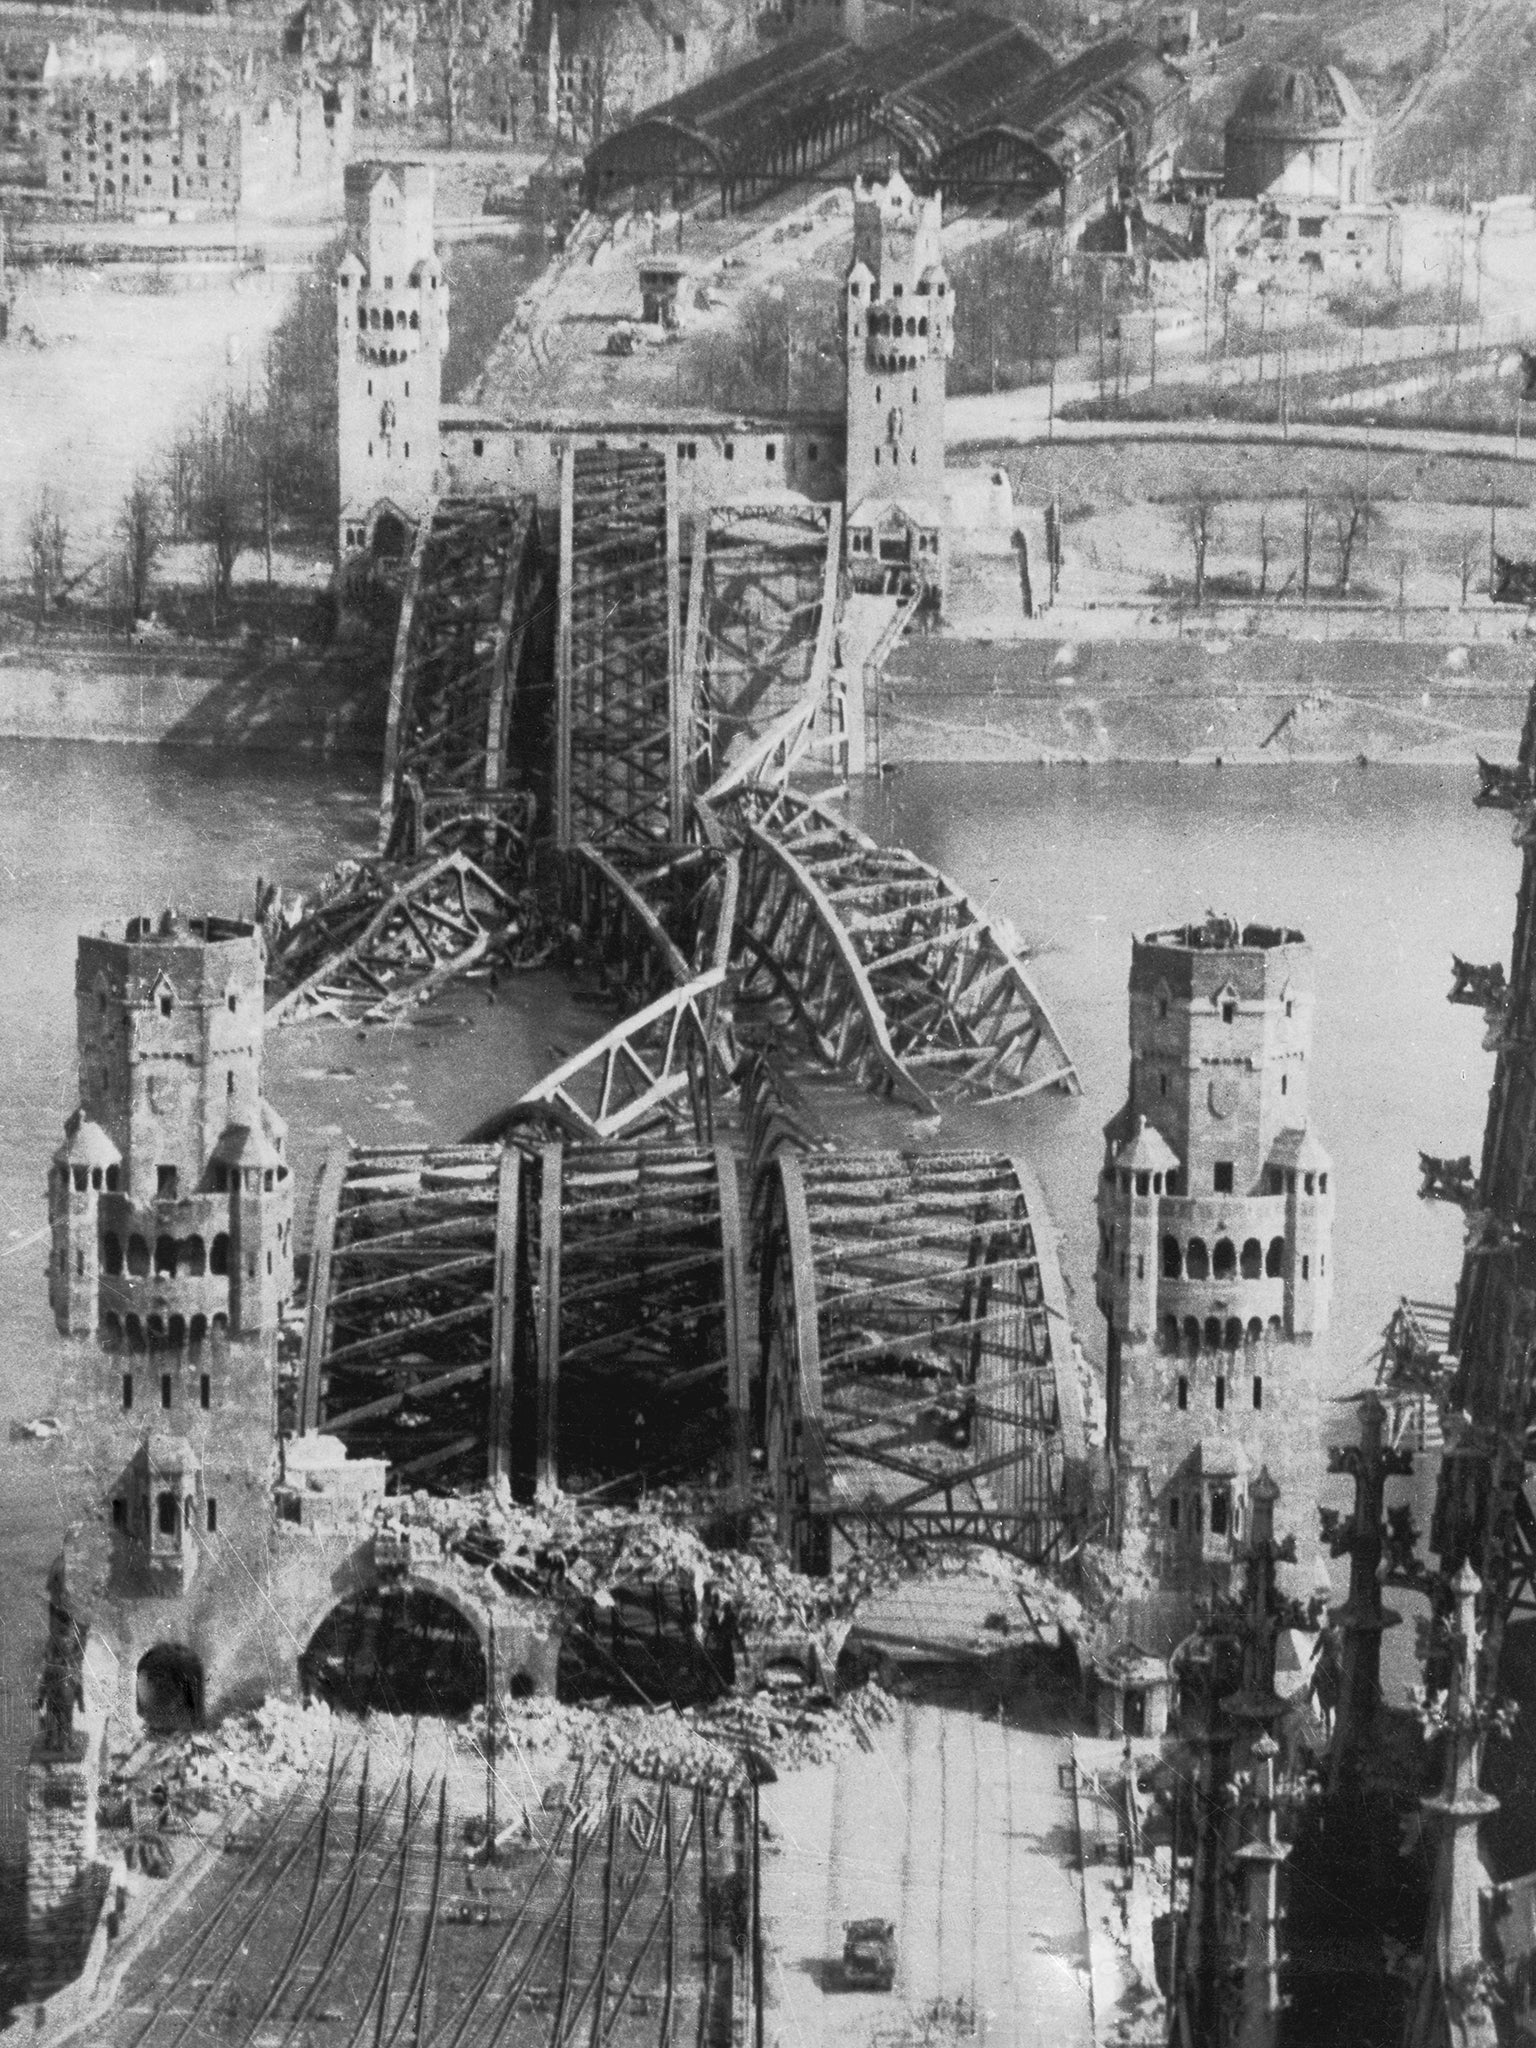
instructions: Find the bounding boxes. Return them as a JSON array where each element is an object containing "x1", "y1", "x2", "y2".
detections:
[{"x1": 0, "y1": 742, "x2": 1517, "y2": 1881}]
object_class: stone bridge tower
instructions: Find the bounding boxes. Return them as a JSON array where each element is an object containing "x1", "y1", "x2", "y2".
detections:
[
  {"x1": 336, "y1": 160, "x2": 448, "y2": 571},
  {"x1": 1096, "y1": 916, "x2": 1332, "y2": 1590},
  {"x1": 843, "y1": 168, "x2": 952, "y2": 605},
  {"x1": 47, "y1": 911, "x2": 293, "y2": 1729}
]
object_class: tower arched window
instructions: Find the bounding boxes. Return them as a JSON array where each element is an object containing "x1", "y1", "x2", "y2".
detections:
[
  {"x1": 1265, "y1": 1236, "x2": 1285, "y2": 1278},
  {"x1": 1161, "y1": 1313, "x2": 1179, "y2": 1351},
  {"x1": 183, "y1": 1235, "x2": 205, "y2": 1276},
  {"x1": 127, "y1": 1234, "x2": 149, "y2": 1277},
  {"x1": 1224, "y1": 1317, "x2": 1244, "y2": 1351},
  {"x1": 154, "y1": 1235, "x2": 177, "y2": 1276},
  {"x1": 1240, "y1": 1237, "x2": 1262, "y2": 1279},
  {"x1": 156, "y1": 1492, "x2": 179, "y2": 1538},
  {"x1": 1204, "y1": 1316, "x2": 1223, "y2": 1353},
  {"x1": 1161, "y1": 1235, "x2": 1182, "y2": 1279},
  {"x1": 209, "y1": 1233, "x2": 230, "y2": 1277},
  {"x1": 1246, "y1": 1316, "x2": 1263, "y2": 1344},
  {"x1": 102, "y1": 1231, "x2": 123, "y2": 1275},
  {"x1": 1212, "y1": 1238, "x2": 1236, "y2": 1280},
  {"x1": 1185, "y1": 1237, "x2": 1209, "y2": 1281},
  {"x1": 1183, "y1": 1316, "x2": 1201, "y2": 1355}
]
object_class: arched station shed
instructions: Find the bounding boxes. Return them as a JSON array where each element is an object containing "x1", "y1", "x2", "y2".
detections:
[
  {"x1": 582, "y1": 10, "x2": 1055, "y2": 214},
  {"x1": 934, "y1": 37, "x2": 1190, "y2": 226},
  {"x1": 757, "y1": 1148, "x2": 1091, "y2": 1574}
]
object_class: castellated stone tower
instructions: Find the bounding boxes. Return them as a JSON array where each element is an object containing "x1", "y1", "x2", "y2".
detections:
[
  {"x1": 46, "y1": 911, "x2": 293, "y2": 1727},
  {"x1": 843, "y1": 169, "x2": 952, "y2": 603},
  {"x1": 1096, "y1": 916, "x2": 1332, "y2": 1591},
  {"x1": 335, "y1": 160, "x2": 447, "y2": 567}
]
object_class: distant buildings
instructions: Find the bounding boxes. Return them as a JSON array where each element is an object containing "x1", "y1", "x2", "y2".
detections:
[
  {"x1": 336, "y1": 158, "x2": 956, "y2": 608},
  {"x1": 1223, "y1": 61, "x2": 1375, "y2": 206},
  {"x1": 1214, "y1": 60, "x2": 1399, "y2": 283},
  {"x1": 43, "y1": 66, "x2": 350, "y2": 220}
]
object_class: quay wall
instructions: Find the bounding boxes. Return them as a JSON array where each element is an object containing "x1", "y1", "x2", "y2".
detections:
[
  {"x1": 0, "y1": 635, "x2": 1527, "y2": 764},
  {"x1": 876, "y1": 635, "x2": 1531, "y2": 764},
  {"x1": 0, "y1": 647, "x2": 387, "y2": 757}
]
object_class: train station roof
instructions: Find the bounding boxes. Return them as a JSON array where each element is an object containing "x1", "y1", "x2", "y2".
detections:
[
  {"x1": 934, "y1": 35, "x2": 1187, "y2": 190},
  {"x1": 584, "y1": 11, "x2": 1055, "y2": 193}
]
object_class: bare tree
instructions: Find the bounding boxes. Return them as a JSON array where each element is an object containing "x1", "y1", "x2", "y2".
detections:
[
  {"x1": 1329, "y1": 487, "x2": 1373, "y2": 594},
  {"x1": 1181, "y1": 491, "x2": 1218, "y2": 608},
  {"x1": 1257, "y1": 507, "x2": 1273, "y2": 598},
  {"x1": 1459, "y1": 532, "x2": 1474, "y2": 606},
  {"x1": 119, "y1": 475, "x2": 163, "y2": 622},
  {"x1": 25, "y1": 489, "x2": 68, "y2": 631},
  {"x1": 180, "y1": 397, "x2": 258, "y2": 618}
]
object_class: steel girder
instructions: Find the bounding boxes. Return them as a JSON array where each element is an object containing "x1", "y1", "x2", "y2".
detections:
[
  {"x1": 690, "y1": 501, "x2": 845, "y2": 798},
  {"x1": 757, "y1": 1148, "x2": 1088, "y2": 1573},
  {"x1": 299, "y1": 1143, "x2": 517, "y2": 1495},
  {"x1": 266, "y1": 851, "x2": 527, "y2": 1025},
  {"x1": 378, "y1": 495, "x2": 544, "y2": 863},
  {"x1": 556, "y1": 445, "x2": 688, "y2": 849},
  {"x1": 488, "y1": 971, "x2": 725, "y2": 1148},
  {"x1": 566, "y1": 840, "x2": 739, "y2": 1010},
  {"x1": 733, "y1": 786, "x2": 1078, "y2": 1108},
  {"x1": 528, "y1": 1142, "x2": 749, "y2": 1501},
  {"x1": 298, "y1": 1141, "x2": 746, "y2": 1502}
]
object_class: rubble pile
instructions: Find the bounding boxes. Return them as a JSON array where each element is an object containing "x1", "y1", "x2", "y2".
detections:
[{"x1": 464, "y1": 1678, "x2": 901, "y2": 1790}]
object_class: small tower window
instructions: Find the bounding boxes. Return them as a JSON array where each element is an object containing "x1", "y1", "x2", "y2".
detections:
[
  {"x1": 158, "y1": 1165, "x2": 178, "y2": 1199},
  {"x1": 1253, "y1": 1376, "x2": 1263, "y2": 1409},
  {"x1": 157, "y1": 1492, "x2": 178, "y2": 1538},
  {"x1": 1209, "y1": 1487, "x2": 1229, "y2": 1534},
  {"x1": 160, "y1": 992, "x2": 173, "y2": 1018},
  {"x1": 206, "y1": 1498, "x2": 217, "y2": 1533},
  {"x1": 122, "y1": 1373, "x2": 133, "y2": 1411},
  {"x1": 1176, "y1": 1376, "x2": 1188, "y2": 1411},
  {"x1": 1213, "y1": 1162, "x2": 1234, "y2": 1194},
  {"x1": 112, "y1": 1498, "x2": 127, "y2": 1530},
  {"x1": 227, "y1": 992, "x2": 238, "y2": 1013},
  {"x1": 160, "y1": 1373, "x2": 172, "y2": 1411},
  {"x1": 199, "y1": 1373, "x2": 210, "y2": 1410},
  {"x1": 1222, "y1": 1000, "x2": 1236, "y2": 1023},
  {"x1": 1168, "y1": 1495, "x2": 1181, "y2": 1528},
  {"x1": 1215, "y1": 1375, "x2": 1226, "y2": 1411},
  {"x1": 1281, "y1": 1074, "x2": 1288, "y2": 1095},
  {"x1": 1301, "y1": 1255, "x2": 1310, "y2": 1279}
]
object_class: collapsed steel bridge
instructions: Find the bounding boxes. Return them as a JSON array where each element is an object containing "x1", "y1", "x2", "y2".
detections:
[{"x1": 284, "y1": 451, "x2": 1086, "y2": 1567}]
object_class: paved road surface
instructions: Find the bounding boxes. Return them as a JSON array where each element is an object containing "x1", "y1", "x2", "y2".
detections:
[{"x1": 761, "y1": 1703, "x2": 1093, "y2": 2048}]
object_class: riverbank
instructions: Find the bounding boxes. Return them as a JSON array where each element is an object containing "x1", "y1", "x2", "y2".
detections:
[
  {"x1": 878, "y1": 636, "x2": 1530, "y2": 764},
  {"x1": 0, "y1": 642, "x2": 387, "y2": 755},
  {"x1": 3, "y1": 633, "x2": 1524, "y2": 765}
]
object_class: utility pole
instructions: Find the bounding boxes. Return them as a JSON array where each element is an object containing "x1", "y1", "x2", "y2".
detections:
[
  {"x1": 1301, "y1": 486, "x2": 1312, "y2": 605},
  {"x1": 485, "y1": 1619, "x2": 498, "y2": 1861},
  {"x1": 1149, "y1": 306, "x2": 1157, "y2": 390},
  {"x1": 1490, "y1": 484, "x2": 1499, "y2": 598}
]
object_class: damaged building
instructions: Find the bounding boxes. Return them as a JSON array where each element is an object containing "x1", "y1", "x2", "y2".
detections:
[{"x1": 1210, "y1": 59, "x2": 1400, "y2": 284}]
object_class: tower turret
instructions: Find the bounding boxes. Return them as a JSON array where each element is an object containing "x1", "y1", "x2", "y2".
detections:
[
  {"x1": 336, "y1": 160, "x2": 447, "y2": 567},
  {"x1": 843, "y1": 169, "x2": 951, "y2": 606},
  {"x1": 1097, "y1": 914, "x2": 1331, "y2": 1588},
  {"x1": 46, "y1": 910, "x2": 293, "y2": 1727}
]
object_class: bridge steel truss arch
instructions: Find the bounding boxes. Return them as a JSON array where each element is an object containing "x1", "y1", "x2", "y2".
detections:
[
  {"x1": 555, "y1": 444, "x2": 690, "y2": 850},
  {"x1": 757, "y1": 1147, "x2": 1089, "y2": 1574},
  {"x1": 732, "y1": 786, "x2": 1079, "y2": 1112},
  {"x1": 378, "y1": 494, "x2": 545, "y2": 863},
  {"x1": 690, "y1": 500, "x2": 845, "y2": 797},
  {"x1": 299, "y1": 1140, "x2": 749, "y2": 1503}
]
